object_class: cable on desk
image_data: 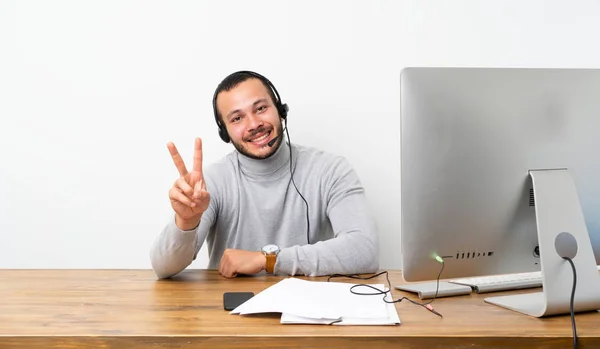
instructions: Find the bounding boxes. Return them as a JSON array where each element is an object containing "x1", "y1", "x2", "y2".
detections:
[
  {"x1": 327, "y1": 260, "x2": 446, "y2": 318},
  {"x1": 563, "y1": 257, "x2": 578, "y2": 349}
]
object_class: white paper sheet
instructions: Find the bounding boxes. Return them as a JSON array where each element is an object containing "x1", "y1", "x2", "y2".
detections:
[{"x1": 230, "y1": 278, "x2": 400, "y2": 325}]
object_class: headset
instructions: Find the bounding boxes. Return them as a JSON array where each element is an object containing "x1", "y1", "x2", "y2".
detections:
[{"x1": 212, "y1": 70, "x2": 289, "y2": 143}]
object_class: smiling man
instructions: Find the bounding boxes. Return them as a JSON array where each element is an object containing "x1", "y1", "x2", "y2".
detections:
[{"x1": 150, "y1": 71, "x2": 379, "y2": 279}]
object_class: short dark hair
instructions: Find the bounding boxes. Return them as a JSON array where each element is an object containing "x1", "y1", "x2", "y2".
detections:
[{"x1": 212, "y1": 71, "x2": 278, "y2": 122}]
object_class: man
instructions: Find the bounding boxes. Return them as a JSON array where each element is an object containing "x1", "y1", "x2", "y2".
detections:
[{"x1": 150, "y1": 71, "x2": 379, "y2": 279}]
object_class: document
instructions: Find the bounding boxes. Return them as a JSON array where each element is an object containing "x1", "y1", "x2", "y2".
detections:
[{"x1": 230, "y1": 278, "x2": 400, "y2": 325}]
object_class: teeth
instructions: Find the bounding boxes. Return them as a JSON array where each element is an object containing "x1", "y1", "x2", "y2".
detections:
[{"x1": 250, "y1": 132, "x2": 269, "y2": 142}]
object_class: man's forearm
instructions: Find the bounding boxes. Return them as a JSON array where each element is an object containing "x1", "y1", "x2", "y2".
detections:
[
  {"x1": 275, "y1": 230, "x2": 379, "y2": 276},
  {"x1": 150, "y1": 219, "x2": 199, "y2": 279}
]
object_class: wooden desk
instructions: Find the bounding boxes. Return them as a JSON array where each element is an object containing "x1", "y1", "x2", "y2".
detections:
[{"x1": 0, "y1": 270, "x2": 598, "y2": 348}]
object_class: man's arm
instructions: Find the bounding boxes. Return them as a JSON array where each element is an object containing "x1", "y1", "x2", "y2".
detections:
[
  {"x1": 275, "y1": 157, "x2": 379, "y2": 276},
  {"x1": 152, "y1": 138, "x2": 214, "y2": 279},
  {"x1": 150, "y1": 219, "x2": 198, "y2": 279},
  {"x1": 150, "y1": 209, "x2": 215, "y2": 279}
]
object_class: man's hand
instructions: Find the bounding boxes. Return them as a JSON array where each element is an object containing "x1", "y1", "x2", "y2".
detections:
[
  {"x1": 167, "y1": 138, "x2": 210, "y2": 230},
  {"x1": 218, "y1": 249, "x2": 267, "y2": 278}
]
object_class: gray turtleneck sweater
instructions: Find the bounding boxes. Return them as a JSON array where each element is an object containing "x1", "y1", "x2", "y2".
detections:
[{"x1": 150, "y1": 142, "x2": 379, "y2": 278}]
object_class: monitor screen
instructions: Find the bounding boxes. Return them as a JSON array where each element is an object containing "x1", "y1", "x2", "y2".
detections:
[{"x1": 399, "y1": 67, "x2": 600, "y2": 316}]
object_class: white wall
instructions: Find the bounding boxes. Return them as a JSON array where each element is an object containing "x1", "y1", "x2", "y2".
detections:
[{"x1": 1, "y1": 0, "x2": 599, "y2": 270}]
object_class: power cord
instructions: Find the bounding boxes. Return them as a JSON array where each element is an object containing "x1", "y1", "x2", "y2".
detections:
[
  {"x1": 327, "y1": 258, "x2": 447, "y2": 318},
  {"x1": 327, "y1": 256, "x2": 578, "y2": 347},
  {"x1": 563, "y1": 257, "x2": 578, "y2": 349}
]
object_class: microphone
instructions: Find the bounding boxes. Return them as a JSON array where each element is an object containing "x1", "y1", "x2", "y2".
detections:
[
  {"x1": 267, "y1": 135, "x2": 279, "y2": 147},
  {"x1": 268, "y1": 126, "x2": 287, "y2": 147}
]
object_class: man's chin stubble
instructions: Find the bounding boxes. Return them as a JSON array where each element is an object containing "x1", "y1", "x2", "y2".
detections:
[{"x1": 235, "y1": 141, "x2": 278, "y2": 160}]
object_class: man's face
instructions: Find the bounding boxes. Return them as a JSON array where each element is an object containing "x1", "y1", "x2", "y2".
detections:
[{"x1": 216, "y1": 78, "x2": 284, "y2": 159}]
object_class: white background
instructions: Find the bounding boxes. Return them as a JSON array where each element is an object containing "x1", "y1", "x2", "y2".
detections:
[{"x1": 1, "y1": 0, "x2": 599, "y2": 270}]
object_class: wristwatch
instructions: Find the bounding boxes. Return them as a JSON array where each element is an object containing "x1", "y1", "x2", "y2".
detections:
[{"x1": 261, "y1": 244, "x2": 280, "y2": 274}]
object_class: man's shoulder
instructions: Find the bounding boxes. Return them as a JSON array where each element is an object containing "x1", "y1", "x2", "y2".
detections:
[
  {"x1": 294, "y1": 144, "x2": 350, "y2": 168},
  {"x1": 294, "y1": 143, "x2": 340, "y2": 160},
  {"x1": 204, "y1": 151, "x2": 238, "y2": 181}
]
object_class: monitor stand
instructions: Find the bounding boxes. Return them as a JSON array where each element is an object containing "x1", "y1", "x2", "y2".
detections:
[{"x1": 485, "y1": 169, "x2": 600, "y2": 317}]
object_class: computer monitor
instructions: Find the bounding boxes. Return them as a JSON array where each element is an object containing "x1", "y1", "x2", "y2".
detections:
[{"x1": 400, "y1": 67, "x2": 600, "y2": 317}]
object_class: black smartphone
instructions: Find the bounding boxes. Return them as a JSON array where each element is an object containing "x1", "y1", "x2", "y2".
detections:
[{"x1": 223, "y1": 292, "x2": 254, "y2": 311}]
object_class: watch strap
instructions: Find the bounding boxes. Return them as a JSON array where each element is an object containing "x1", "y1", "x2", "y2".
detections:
[{"x1": 265, "y1": 254, "x2": 276, "y2": 274}]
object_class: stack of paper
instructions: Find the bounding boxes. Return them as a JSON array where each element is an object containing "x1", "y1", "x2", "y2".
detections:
[{"x1": 230, "y1": 278, "x2": 400, "y2": 325}]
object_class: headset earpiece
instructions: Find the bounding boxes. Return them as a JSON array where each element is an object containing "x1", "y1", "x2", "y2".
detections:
[
  {"x1": 278, "y1": 103, "x2": 289, "y2": 120},
  {"x1": 217, "y1": 124, "x2": 230, "y2": 143}
]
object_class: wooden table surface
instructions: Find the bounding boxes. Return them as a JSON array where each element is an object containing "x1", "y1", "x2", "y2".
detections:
[{"x1": 0, "y1": 269, "x2": 599, "y2": 348}]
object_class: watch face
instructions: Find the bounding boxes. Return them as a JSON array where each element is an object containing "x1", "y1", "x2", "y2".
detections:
[{"x1": 262, "y1": 244, "x2": 279, "y2": 254}]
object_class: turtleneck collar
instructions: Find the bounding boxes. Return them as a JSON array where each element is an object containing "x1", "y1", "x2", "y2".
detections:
[{"x1": 236, "y1": 140, "x2": 291, "y2": 177}]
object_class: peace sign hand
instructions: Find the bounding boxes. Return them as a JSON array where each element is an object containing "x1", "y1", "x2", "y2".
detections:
[{"x1": 167, "y1": 138, "x2": 211, "y2": 230}]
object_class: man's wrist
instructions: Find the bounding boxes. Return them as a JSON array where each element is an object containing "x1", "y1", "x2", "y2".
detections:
[
  {"x1": 259, "y1": 253, "x2": 267, "y2": 272},
  {"x1": 175, "y1": 215, "x2": 201, "y2": 231}
]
